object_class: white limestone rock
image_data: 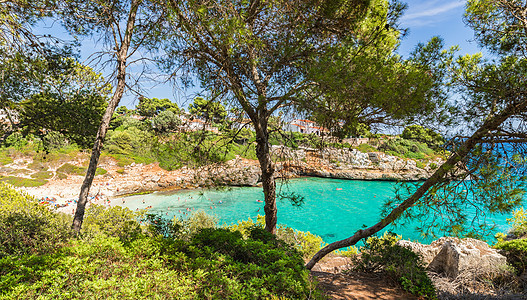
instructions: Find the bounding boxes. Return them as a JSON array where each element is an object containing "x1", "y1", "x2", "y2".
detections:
[{"x1": 397, "y1": 237, "x2": 507, "y2": 278}]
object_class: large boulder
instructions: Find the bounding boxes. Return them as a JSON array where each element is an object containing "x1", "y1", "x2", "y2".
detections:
[{"x1": 397, "y1": 237, "x2": 507, "y2": 278}]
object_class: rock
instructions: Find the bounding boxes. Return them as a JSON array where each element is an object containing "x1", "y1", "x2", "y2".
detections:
[
  {"x1": 368, "y1": 152, "x2": 383, "y2": 163},
  {"x1": 397, "y1": 237, "x2": 507, "y2": 278},
  {"x1": 397, "y1": 240, "x2": 441, "y2": 266}
]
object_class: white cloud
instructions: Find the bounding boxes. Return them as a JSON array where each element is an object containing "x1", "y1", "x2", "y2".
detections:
[{"x1": 401, "y1": 0, "x2": 465, "y2": 26}]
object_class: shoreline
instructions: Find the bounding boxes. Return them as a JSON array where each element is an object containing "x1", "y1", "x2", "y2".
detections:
[{"x1": 13, "y1": 150, "x2": 440, "y2": 214}]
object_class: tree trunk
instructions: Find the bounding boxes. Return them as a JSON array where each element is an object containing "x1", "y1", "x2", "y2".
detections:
[
  {"x1": 254, "y1": 118, "x2": 277, "y2": 234},
  {"x1": 71, "y1": 0, "x2": 141, "y2": 232},
  {"x1": 305, "y1": 99, "x2": 527, "y2": 270}
]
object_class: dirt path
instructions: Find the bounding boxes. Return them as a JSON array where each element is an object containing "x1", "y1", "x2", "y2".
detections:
[
  {"x1": 313, "y1": 271, "x2": 418, "y2": 300},
  {"x1": 310, "y1": 256, "x2": 418, "y2": 300}
]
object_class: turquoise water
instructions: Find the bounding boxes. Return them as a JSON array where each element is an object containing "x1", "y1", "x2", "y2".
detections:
[{"x1": 117, "y1": 177, "x2": 518, "y2": 244}]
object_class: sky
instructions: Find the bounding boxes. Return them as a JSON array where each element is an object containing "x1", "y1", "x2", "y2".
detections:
[
  {"x1": 35, "y1": 0, "x2": 483, "y2": 110},
  {"x1": 397, "y1": 0, "x2": 482, "y2": 57}
]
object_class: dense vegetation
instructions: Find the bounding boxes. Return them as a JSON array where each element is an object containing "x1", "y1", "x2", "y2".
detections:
[{"x1": 0, "y1": 184, "x2": 322, "y2": 299}]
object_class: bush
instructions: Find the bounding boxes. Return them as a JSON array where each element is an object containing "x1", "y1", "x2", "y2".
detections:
[
  {"x1": 379, "y1": 137, "x2": 435, "y2": 159},
  {"x1": 355, "y1": 143, "x2": 377, "y2": 153},
  {"x1": 187, "y1": 227, "x2": 320, "y2": 299},
  {"x1": 352, "y1": 232, "x2": 437, "y2": 299},
  {"x1": 152, "y1": 110, "x2": 181, "y2": 133},
  {"x1": 0, "y1": 207, "x2": 324, "y2": 299},
  {"x1": 4, "y1": 132, "x2": 28, "y2": 150},
  {"x1": 0, "y1": 183, "x2": 72, "y2": 257},
  {"x1": 82, "y1": 204, "x2": 142, "y2": 243},
  {"x1": 229, "y1": 215, "x2": 325, "y2": 259},
  {"x1": 0, "y1": 150, "x2": 13, "y2": 165},
  {"x1": 0, "y1": 176, "x2": 48, "y2": 187},
  {"x1": 508, "y1": 207, "x2": 527, "y2": 238},
  {"x1": 1, "y1": 228, "x2": 322, "y2": 299},
  {"x1": 30, "y1": 171, "x2": 53, "y2": 180},
  {"x1": 495, "y1": 239, "x2": 527, "y2": 275},
  {"x1": 56, "y1": 163, "x2": 106, "y2": 177},
  {"x1": 401, "y1": 125, "x2": 444, "y2": 149}
]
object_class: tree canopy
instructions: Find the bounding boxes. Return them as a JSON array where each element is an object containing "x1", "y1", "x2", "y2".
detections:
[
  {"x1": 158, "y1": 0, "x2": 446, "y2": 233},
  {"x1": 19, "y1": 61, "x2": 110, "y2": 148},
  {"x1": 137, "y1": 97, "x2": 179, "y2": 118},
  {"x1": 188, "y1": 97, "x2": 227, "y2": 124},
  {"x1": 307, "y1": 0, "x2": 527, "y2": 269}
]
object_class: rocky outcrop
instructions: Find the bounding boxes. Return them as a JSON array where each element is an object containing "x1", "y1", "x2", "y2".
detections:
[
  {"x1": 397, "y1": 237, "x2": 508, "y2": 278},
  {"x1": 271, "y1": 146, "x2": 438, "y2": 181}
]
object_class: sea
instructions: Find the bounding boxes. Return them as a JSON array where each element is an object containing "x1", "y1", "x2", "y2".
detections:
[{"x1": 115, "y1": 177, "x2": 521, "y2": 244}]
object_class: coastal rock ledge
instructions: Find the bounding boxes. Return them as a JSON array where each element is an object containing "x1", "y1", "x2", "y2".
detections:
[{"x1": 397, "y1": 237, "x2": 507, "y2": 278}]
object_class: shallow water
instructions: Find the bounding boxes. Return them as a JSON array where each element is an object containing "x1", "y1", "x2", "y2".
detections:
[{"x1": 116, "y1": 177, "x2": 518, "y2": 244}]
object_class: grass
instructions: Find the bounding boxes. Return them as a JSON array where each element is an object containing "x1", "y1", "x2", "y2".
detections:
[
  {"x1": 56, "y1": 163, "x2": 106, "y2": 177},
  {"x1": 0, "y1": 150, "x2": 14, "y2": 165},
  {"x1": 355, "y1": 143, "x2": 377, "y2": 153},
  {"x1": 30, "y1": 171, "x2": 53, "y2": 180},
  {"x1": 56, "y1": 172, "x2": 68, "y2": 180},
  {"x1": 0, "y1": 176, "x2": 48, "y2": 187}
]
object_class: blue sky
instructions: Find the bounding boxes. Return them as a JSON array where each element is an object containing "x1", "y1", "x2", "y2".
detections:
[
  {"x1": 35, "y1": 0, "x2": 482, "y2": 109},
  {"x1": 397, "y1": 0, "x2": 482, "y2": 57}
]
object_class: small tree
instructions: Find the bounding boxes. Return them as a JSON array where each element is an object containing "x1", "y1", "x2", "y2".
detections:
[
  {"x1": 19, "y1": 60, "x2": 111, "y2": 148},
  {"x1": 401, "y1": 124, "x2": 444, "y2": 149},
  {"x1": 136, "y1": 96, "x2": 179, "y2": 118},
  {"x1": 152, "y1": 110, "x2": 181, "y2": 133},
  {"x1": 57, "y1": 0, "x2": 167, "y2": 232},
  {"x1": 188, "y1": 97, "x2": 227, "y2": 124}
]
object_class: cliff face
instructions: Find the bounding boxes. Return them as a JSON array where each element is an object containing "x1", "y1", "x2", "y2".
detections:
[
  {"x1": 192, "y1": 146, "x2": 441, "y2": 188},
  {"x1": 272, "y1": 146, "x2": 440, "y2": 182}
]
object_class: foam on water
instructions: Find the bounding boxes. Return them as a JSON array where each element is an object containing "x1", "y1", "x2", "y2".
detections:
[{"x1": 116, "y1": 177, "x2": 518, "y2": 244}]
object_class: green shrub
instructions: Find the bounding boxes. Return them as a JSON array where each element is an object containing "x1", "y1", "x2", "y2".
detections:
[
  {"x1": 401, "y1": 125, "x2": 444, "y2": 149},
  {"x1": 0, "y1": 206, "x2": 324, "y2": 299},
  {"x1": 508, "y1": 207, "x2": 527, "y2": 238},
  {"x1": 82, "y1": 204, "x2": 142, "y2": 243},
  {"x1": 0, "y1": 176, "x2": 47, "y2": 187},
  {"x1": 355, "y1": 143, "x2": 377, "y2": 153},
  {"x1": 1, "y1": 228, "x2": 322, "y2": 299},
  {"x1": 0, "y1": 151, "x2": 13, "y2": 165},
  {"x1": 142, "y1": 210, "x2": 217, "y2": 239},
  {"x1": 229, "y1": 215, "x2": 325, "y2": 259},
  {"x1": 0, "y1": 183, "x2": 72, "y2": 257},
  {"x1": 495, "y1": 239, "x2": 527, "y2": 275},
  {"x1": 56, "y1": 163, "x2": 85, "y2": 175},
  {"x1": 55, "y1": 172, "x2": 68, "y2": 180},
  {"x1": 276, "y1": 226, "x2": 325, "y2": 259},
  {"x1": 187, "y1": 227, "x2": 320, "y2": 299},
  {"x1": 56, "y1": 163, "x2": 106, "y2": 177},
  {"x1": 4, "y1": 132, "x2": 28, "y2": 150},
  {"x1": 0, "y1": 235, "x2": 198, "y2": 299},
  {"x1": 336, "y1": 246, "x2": 359, "y2": 257},
  {"x1": 352, "y1": 232, "x2": 437, "y2": 299},
  {"x1": 182, "y1": 209, "x2": 218, "y2": 237},
  {"x1": 30, "y1": 171, "x2": 53, "y2": 180},
  {"x1": 379, "y1": 137, "x2": 435, "y2": 159}
]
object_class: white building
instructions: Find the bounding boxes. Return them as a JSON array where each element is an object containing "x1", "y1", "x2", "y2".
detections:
[{"x1": 283, "y1": 119, "x2": 328, "y2": 136}]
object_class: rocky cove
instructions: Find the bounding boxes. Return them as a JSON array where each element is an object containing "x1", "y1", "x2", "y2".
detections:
[{"x1": 15, "y1": 146, "x2": 442, "y2": 202}]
